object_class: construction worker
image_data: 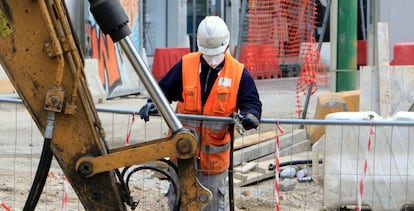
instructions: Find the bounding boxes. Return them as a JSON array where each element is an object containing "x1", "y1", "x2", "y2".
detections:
[{"x1": 139, "y1": 16, "x2": 262, "y2": 210}]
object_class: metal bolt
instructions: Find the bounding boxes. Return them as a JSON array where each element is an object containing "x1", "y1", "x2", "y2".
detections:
[
  {"x1": 199, "y1": 194, "x2": 209, "y2": 202},
  {"x1": 78, "y1": 161, "x2": 93, "y2": 176},
  {"x1": 50, "y1": 95, "x2": 60, "y2": 106},
  {"x1": 176, "y1": 138, "x2": 192, "y2": 154}
]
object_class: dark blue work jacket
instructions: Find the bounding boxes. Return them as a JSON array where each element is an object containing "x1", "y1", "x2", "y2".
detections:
[{"x1": 159, "y1": 55, "x2": 262, "y2": 120}]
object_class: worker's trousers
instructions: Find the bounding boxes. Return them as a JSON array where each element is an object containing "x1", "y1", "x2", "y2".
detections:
[{"x1": 168, "y1": 169, "x2": 227, "y2": 211}]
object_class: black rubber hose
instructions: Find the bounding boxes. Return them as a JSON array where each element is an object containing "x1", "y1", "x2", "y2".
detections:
[
  {"x1": 115, "y1": 168, "x2": 139, "y2": 209},
  {"x1": 280, "y1": 159, "x2": 322, "y2": 167},
  {"x1": 23, "y1": 138, "x2": 53, "y2": 211},
  {"x1": 125, "y1": 165, "x2": 180, "y2": 211},
  {"x1": 119, "y1": 159, "x2": 178, "y2": 209},
  {"x1": 158, "y1": 158, "x2": 178, "y2": 173},
  {"x1": 268, "y1": 159, "x2": 323, "y2": 171}
]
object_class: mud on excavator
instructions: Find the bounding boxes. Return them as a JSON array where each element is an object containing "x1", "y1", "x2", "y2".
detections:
[{"x1": 0, "y1": 0, "x2": 213, "y2": 210}]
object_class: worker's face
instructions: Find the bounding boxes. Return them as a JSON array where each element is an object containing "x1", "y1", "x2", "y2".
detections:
[{"x1": 202, "y1": 53, "x2": 225, "y2": 69}]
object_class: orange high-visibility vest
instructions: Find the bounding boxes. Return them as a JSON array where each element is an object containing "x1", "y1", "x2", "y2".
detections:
[{"x1": 176, "y1": 51, "x2": 244, "y2": 175}]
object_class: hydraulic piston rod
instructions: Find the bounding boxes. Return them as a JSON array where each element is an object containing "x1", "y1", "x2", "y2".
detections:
[
  {"x1": 88, "y1": 0, "x2": 183, "y2": 133},
  {"x1": 118, "y1": 37, "x2": 183, "y2": 132}
]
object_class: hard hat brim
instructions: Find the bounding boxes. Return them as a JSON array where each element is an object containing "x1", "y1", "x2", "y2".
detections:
[{"x1": 198, "y1": 45, "x2": 228, "y2": 56}]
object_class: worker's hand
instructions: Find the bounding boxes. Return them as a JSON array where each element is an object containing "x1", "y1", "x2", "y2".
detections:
[
  {"x1": 138, "y1": 99, "x2": 158, "y2": 122},
  {"x1": 240, "y1": 113, "x2": 259, "y2": 130}
]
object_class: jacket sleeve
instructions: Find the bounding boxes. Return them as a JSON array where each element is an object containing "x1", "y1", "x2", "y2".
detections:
[
  {"x1": 237, "y1": 68, "x2": 262, "y2": 119},
  {"x1": 158, "y1": 60, "x2": 184, "y2": 103}
]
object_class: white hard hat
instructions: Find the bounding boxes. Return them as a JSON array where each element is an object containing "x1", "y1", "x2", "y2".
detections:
[{"x1": 197, "y1": 16, "x2": 230, "y2": 56}]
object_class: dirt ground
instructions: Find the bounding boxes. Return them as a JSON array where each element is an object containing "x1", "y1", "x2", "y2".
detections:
[{"x1": 0, "y1": 78, "x2": 328, "y2": 210}]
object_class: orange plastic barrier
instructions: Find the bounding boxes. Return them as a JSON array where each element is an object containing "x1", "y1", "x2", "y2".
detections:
[
  {"x1": 357, "y1": 40, "x2": 367, "y2": 68},
  {"x1": 151, "y1": 48, "x2": 190, "y2": 81},
  {"x1": 234, "y1": 45, "x2": 281, "y2": 80},
  {"x1": 390, "y1": 42, "x2": 414, "y2": 65}
]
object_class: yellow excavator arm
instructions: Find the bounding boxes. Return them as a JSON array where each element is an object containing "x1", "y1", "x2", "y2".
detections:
[{"x1": 0, "y1": 0, "x2": 210, "y2": 210}]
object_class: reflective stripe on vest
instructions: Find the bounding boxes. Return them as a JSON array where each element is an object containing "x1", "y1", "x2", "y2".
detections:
[
  {"x1": 201, "y1": 142, "x2": 231, "y2": 153},
  {"x1": 180, "y1": 119, "x2": 202, "y2": 128},
  {"x1": 203, "y1": 121, "x2": 229, "y2": 133}
]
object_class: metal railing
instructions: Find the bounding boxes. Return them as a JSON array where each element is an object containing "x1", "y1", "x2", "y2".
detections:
[{"x1": 1, "y1": 96, "x2": 414, "y2": 210}]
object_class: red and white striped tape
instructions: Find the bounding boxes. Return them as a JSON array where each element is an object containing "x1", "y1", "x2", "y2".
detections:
[
  {"x1": 125, "y1": 112, "x2": 136, "y2": 145},
  {"x1": 357, "y1": 123, "x2": 375, "y2": 211},
  {"x1": 61, "y1": 176, "x2": 70, "y2": 211},
  {"x1": 0, "y1": 200, "x2": 10, "y2": 211},
  {"x1": 274, "y1": 121, "x2": 284, "y2": 211}
]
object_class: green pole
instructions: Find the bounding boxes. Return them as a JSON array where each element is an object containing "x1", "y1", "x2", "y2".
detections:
[{"x1": 336, "y1": 0, "x2": 357, "y2": 91}]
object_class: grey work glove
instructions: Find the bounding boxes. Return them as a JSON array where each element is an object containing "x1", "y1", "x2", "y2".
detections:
[
  {"x1": 138, "y1": 99, "x2": 158, "y2": 122},
  {"x1": 241, "y1": 113, "x2": 259, "y2": 130}
]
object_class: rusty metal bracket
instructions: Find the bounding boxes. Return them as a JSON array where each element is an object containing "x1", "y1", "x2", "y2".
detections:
[
  {"x1": 44, "y1": 85, "x2": 65, "y2": 112},
  {"x1": 75, "y1": 130, "x2": 199, "y2": 178}
]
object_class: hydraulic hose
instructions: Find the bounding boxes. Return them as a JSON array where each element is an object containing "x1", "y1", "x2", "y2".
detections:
[
  {"x1": 23, "y1": 112, "x2": 55, "y2": 211},
  {"x1": 120, "y1": 159, "x2": 180, "y2": 210},
  {"x1": 23, "y1": 138, "x2": 53, "y2": 211},
  {"x1": 268, "y1": 159, "x2": 323, "y2": 172},
  {"x1": 125, "y1": 165, "x2": 180, "y2": 211}
]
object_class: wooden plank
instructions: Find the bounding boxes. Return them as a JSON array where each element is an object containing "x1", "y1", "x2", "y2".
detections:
[
  {"x1": 240, "y1": 162, "x2": 258, "y2": 173},
  {"x1": 377, "y1": 22, "x2": 390, "y2": 67},
  {"x1": 233, "y1": 173, "x2": 247, "y2": 181},
  {"x1": 234, "y1": 130, "x2": 280, "y2": 150},
  {"x1": 377, "y1": 22, "x2": 392, "y2": 117},
  {"x1": 235, "y1": 170, "x2": 271, "y2": 187},
  {"x1": 379, "y1": 65, "x2": 392, "y2": 117},
  {"x1": 233, "y1": 129, "x2": 307, "y2": 166},
  {"x1": 359, "y1": 66, "x2": 378, "y2": 112}
]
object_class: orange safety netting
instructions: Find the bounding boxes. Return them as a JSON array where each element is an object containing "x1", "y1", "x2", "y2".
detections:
[
  {"x1": 295, "y1": 39, "x2": 327, "y2": 114},
  {"x1": 240, "y1": 0, "x2": 327, "y2": 114},
  {"x1": 243, "y1": 0, "x2": 281, "y2": 79}
]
